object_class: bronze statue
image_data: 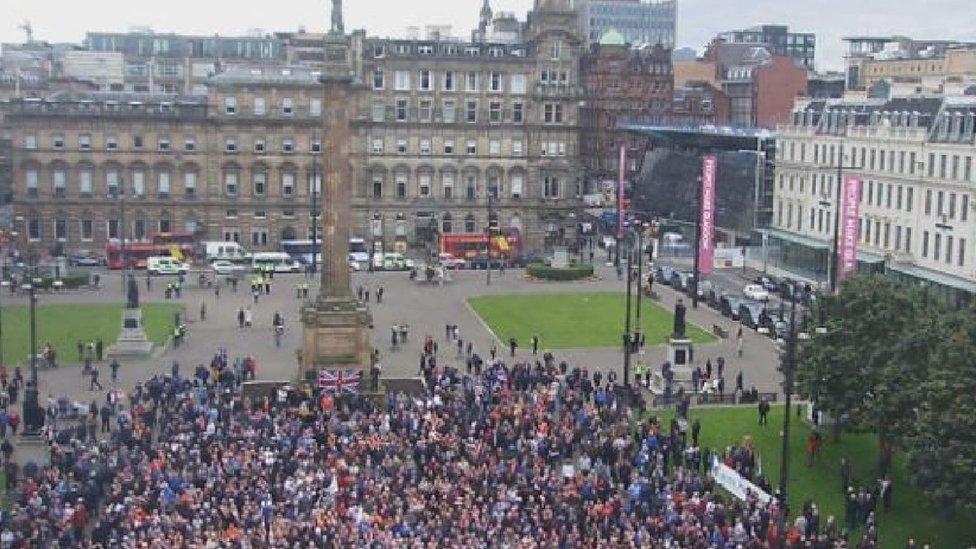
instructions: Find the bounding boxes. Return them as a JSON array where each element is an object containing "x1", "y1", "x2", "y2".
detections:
[
  {"x1": 673, "y1": 298, "x2": 687, "y2": 339},
  {"x1": 331, "y1": 0, "x2": 344, "y2": 34},
  {"x1": 126, "y1": 273, "x2": 140, "y2": 309}
]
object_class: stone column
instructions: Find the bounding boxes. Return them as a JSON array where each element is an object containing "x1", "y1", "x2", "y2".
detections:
[{"x1": 320, "y1": 80, "x2": 354, "y2": 299}]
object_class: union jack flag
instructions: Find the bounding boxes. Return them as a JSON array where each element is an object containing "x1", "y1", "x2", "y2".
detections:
[{"x1": 318, "y1": 369, "x2": 361, "y2": 394}]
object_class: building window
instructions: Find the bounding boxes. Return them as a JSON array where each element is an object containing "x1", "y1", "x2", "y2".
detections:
[
  {"x1": 253, "y1": 139, "x2": 266, "y2": 154},
  {"x1": 254, "y1": 97, "x2": 267, "y2": 115},
  {"x1": 372, "y1": 175, "x2": 383, "y2": 199},
  {"x1": 79, "y1": 134, "x2": 92, "y2": 151},
  {"x1": 544, "y1": 175, "x2": 560, "y2": 198},
  {"x1": 373, "y1": 68, "x2": 384, "y2": 89},
  {"x1": 466, "y1": 71, "x2": 478, "y2": 92},
  {"x1": 550, "y1": 40, "x2": 562, "y2": 60},
  {"x1": 443, "y1": 100, "x2": 456, "y2": 123},
  {"x1": 466, "y1": 175, "x2": 477, "y2": 199},
  {"x1": 395, "y1": 173, "x2": 407, "y2": 198},
  {"x1": 442, "y1": 214, "x2": 453, "y2": 234},
  {"x1": 282, "y1": 98, "x2": 294, "y2": 116},
  {"x1": 27, "y1": 218, "x2": 40, "y2": 241},
  {"x1": 466, "y1": 100, "x2": 477, "y2": 123},
  {"x1": 224, "y1": 172, "x2": 239, "y2": 197},
  {"x1": 184, "y1": 172, "x2": 197, "y2": 198},
  {"x1": 443, "y1": 71, "x2": 454, "y2": 91},
  {"x1": 53, "y1": 168, "x2": 67, "y2": 197},
  {"x1": 184, "y1": 137, "x2": 196, "y2": 152},
  {"x1": 52, "y1": 134, "x2": 64, "y2": 149},
  {"x1": 513, "y1": 102, "x2": 524, "y2": 123},
  {"x1": 311, "y1": 140, "x2": 321, "y2": 153},
  {"x1": 282, "y1": 173, "x2": 295, "y2": 198},
  {"x1": 26, "y1": 169, "x2": 39, "y2": 197},
  {"x1": 490, "y1": 71, "x2": 502, "y2": 92},
  {"x1": 81, "y1": 219, "x2": 93, "y2": 241},
  {"x1": 79, "y1": 169, "x2": 93, "y2": 196},
  {"x1": 962, "y1": 195, "x2": 969, "y2": 222},
  {"x1": 544, "y1": 103, "x2": 563, "y2": 124},
  {"x1": 934, "y1": 233, "x2": 942, "y2": 261},
  {"x1": 946, "y1": 235, "x2": 954, "y2": 264},
  {"x1": 418, "y1": 173, "x2": 431, "y2": 197},
  {"x1": 959, "y1": 238, "x2": 966, "y2": 267},
  {"x1": 442, "y1": 172, "x2": 454, "y2": 199},
  {"x1": 282, "y1": 139, "x2": 295, "y2": 153},
  {"x1": 394, "y1": 70, "x2": 410, "y2": 91},
  {"x1": 489, "y1": 102, "x2": 502, "y2": 123},
  {"x1": 107, "y1": 219, "x2": 119, "y2": 240},
  {"x1": 444, "y1": 140, "x2": 455, "y2": 155},
  {"x1": 371, "y1": 138, "x2": 384, "y2": 154},
  {"x1": 511, "y1": 74, "x2": 526, "y2": 95},
  {"x1": 420, "y1": 139, "x2": 432, "y2": 155},
  {"x1": 157, "y1": 171, "x2": 171, "y2": 197},
  {"x1": 510, "y1": 173, "x2": 523, "y2": 199},
  {"x1": 106, "y1": 136, "x2": 118, "y2": 151},
  {"x1": 253, "y1": 172, "x2": 267, "y2": 197},
  {"x1": 489, "y1": 140, "x2": 501, "y2": 156},
  {"x1": 224, "y1": 97, "x2": 237, "y2": 115},
  {"x1": 24, "y1": 135, "x2": 37, "y2": 149},
  {"x1": 512, "y1": 140, "x2": 523, "y2": 156},
  {"x1": 465, "y1": 215, "x2": 476, "y2": 233},
  {"x1": 419, "y1": 99, "x2": 432, "y2": 121},
  {"x1": 925, "y1": 189, "x2": 932, "y2": 215},
  {"x1": 922, "y1": 231, "x2": 930, "y2": 258},
  {"x1": 55, "y1": 219, "x2": 67, "y2": 241},
  {"x1": 396, "y1": 98, "x2": 408, "y2": 121},
  {"x1": 466, "y1": 139, "x2": 477, "y2": 156},
  {"x1": 226, "y1": 138, "x2": 238, "y2": 153},
  {"x1": 310, "y1": 99, "x2": 322, "y2": 117},
  {"x1": 396, "y1": 140, "x2": 408, "y2": 154},
  {"x1": 419, "y1": 69, "x2": 432, "y2": 90}
]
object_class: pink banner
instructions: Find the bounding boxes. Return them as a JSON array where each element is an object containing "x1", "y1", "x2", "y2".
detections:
[
  {"x1": 699, "y1": 155, "x2": 718, "y2": 275},
  {"x1": 837, "y1": 176, "x2": 863, "y2": 284},
  {"x1": 617, "y1": 144, "x2": 626, "y2": 240}
]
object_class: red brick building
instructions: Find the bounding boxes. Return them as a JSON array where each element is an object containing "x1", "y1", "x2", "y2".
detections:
[
  {"x1": 580, "y1": 31, "x2": 672, "y2": 193},
  {"x1": 754, "y1": 56, "x2": 807, "y2": 128}
]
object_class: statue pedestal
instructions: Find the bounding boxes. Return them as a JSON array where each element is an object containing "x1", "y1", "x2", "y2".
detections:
[
  {"x1": 649, "y1": 336, "x2": 696, "y2": 395},
  {"x1": 299, "y1": 297, "x2": 374, "y2": 387},
  {"x1": 108, "y1": 308, "x2": 154, "y2": 357}
]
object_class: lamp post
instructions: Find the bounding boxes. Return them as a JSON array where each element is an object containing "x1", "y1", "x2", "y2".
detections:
[
  {"x1": 22, "y1": 253, "x2": 40, "y2": 436},
  {"x1": 622, "y1": 236, "x2": 634, "y2": 388},
  {"x1": 486, "y1": 190, "x2": 496, "y2": 286},
  {"x1": 114, "y1": 180, "x2": 128, "y2": 294},
  {"x1": 634, "y1": 224, "x2": 646, "y2": 354},
  {"x1": 829, "y1": 144, "x2": 861, "y2": 294},
  {"x1": 777, "y1": 281, "x2": 800, "y2": 537}
]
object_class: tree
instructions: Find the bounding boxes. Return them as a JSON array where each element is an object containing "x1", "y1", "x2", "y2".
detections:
[
  {"x1": 796, "y1": 275, "x2": 937, "y2": 443},
  {"x1": 905, "y1": 308, "x2": 976, "y2": 512}
]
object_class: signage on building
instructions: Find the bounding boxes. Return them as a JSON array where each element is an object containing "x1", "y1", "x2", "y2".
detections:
[
  {"x1": 699, "y1": 155, "x2": 718, "y2": 275},
  {"x1": 838, "y1": 176, "x2": 863, "y2": 284}
]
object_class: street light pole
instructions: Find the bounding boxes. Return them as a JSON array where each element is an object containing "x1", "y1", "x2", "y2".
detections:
[
  {"x1": 22, "y1": 254, "x2": 40, "y2": 436},
  {"x1": 486, "y1": 192, "x2": 494, "y2": 286},
  {"x1": 778, "y1": 282, "x2": 799, "y2": 537},
  {"x1": 623, "y1": 239, "x2": 634, "y2": 388},
  {"x1": 118, "y1": 181, "x2": 127, "y2": 294},
  {"x1": 635, "y1": 226, "x2": 644, "y2": 350},
  {"x1": 692, "y1": 174, "x2": 703, "y2": 309}
]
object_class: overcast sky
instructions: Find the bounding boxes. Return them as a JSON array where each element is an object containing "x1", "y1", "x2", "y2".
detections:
[{"x1": 2, "y1": 0, "x2": 974, "y2": 70}]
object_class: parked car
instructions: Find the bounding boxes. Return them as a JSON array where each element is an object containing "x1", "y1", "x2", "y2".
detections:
[
  {"x1": 754, "y1": 276, "x2": 779, "y2": 293},
  {"x1": 738, "y1": 301, "x2": 768, "y2": 329},
  {"x1": 378, "y1": 253, "x2": 415, "y2": 271},
  {"x1": 670, "y1": 270, "x2": 693, "y2": 292},
  {"x1": 470, "y1": 253, "x2": 505, "y2": 270},
  {"x1": 719, "y1": 294, "x2": 749, "y2": 320},
  {"x1": 211, "y1": 260, "x2": 247, "y2": 276},
  {"x1": 69, "y1": 251, "x2": 105, "y2": 267},
  {"x1": 687, "y1": 279, "x2": 714, "y2": 301},
  {"x1": 656, "y1": 265, "x2": 675, "y2": 286},
  {"x1": 437, "y1": 252, "x2": 468, "y2": 269},
  {"x1": 743, "y1": 283, "x2": 771, "y2": 301}
]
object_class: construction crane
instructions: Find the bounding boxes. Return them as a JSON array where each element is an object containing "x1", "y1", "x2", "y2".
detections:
[{"x1": 20, "y1": 20, "x2": 34, "y2": 44}]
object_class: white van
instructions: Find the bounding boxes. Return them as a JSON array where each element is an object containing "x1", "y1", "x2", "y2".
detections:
[
  {"x1": 252, "y1": 252, "x2": 302, "y2": 274},
  {"x1": 200, "y1": 241, "x2": 249, "y2": 264},
  {"x1": 147, "y1": 256, "x2": 189, "y2": 276}
]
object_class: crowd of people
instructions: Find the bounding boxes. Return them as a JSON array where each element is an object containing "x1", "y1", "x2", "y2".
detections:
[{"x1": 0, "y1": 336, "x2": 890, "y2": 548}]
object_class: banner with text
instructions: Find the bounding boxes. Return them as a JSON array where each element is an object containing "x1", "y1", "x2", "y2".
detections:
[
  {"x1": 838, "y1": 175, "x2": 863, "y2": 284},
  {"x1": 711, "y1": 456, "x2": 772, "y2": 504},
  {"x1": 699, "y1": 155, "x2": 718, "y2": 275}
]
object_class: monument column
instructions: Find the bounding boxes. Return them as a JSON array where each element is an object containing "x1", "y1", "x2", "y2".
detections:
[{"x1": 299, "y1": 0, "x2": 374, "y2": 385}]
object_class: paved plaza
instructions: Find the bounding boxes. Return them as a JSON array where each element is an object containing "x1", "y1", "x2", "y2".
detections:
[{"x1": 3, "y1": 263, "x2": 781, "y2": 414}]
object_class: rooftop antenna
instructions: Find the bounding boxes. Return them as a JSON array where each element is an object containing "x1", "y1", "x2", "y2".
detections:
[{"x1": 20, "y1": 20, "x2": 34, "y2": 44}]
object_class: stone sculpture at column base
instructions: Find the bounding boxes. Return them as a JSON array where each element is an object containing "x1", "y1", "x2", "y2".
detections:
[
  {"x1": 108, "y1": 308, "x2": 154, "y2": 358},
  {"x1": 299, "y1": 297, "x2": 373, "y2": 385}
]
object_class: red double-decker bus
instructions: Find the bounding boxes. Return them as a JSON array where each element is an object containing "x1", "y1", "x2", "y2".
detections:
[
  {"x1": 105, "y1": 232, "x2": 197, "y2": 270},
  {"x1": 440, "y1": 227, "x2": 522, "y2": 262}
]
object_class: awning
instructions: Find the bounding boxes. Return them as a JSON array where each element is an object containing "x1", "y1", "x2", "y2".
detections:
[
  {"x1": 761, "y1": 228, "x2": 829, "y2": 250},
  {"x1": 887, "y1": 262, "x2": 976, "y2": 294},
  {"x1": 857, "y1": 250, "x2": 887, "y2": 264}
]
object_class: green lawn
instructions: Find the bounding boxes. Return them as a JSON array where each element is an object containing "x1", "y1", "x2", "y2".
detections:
[
  {"x1": 652, "y1": 405, "x2": 975, "y2": 548},
  {"x1": 469, "y1": 292, "x2": 715, "y2": 349},
  {"x1": 0, "y1": 302, "x2": 182, "y2": 366}
]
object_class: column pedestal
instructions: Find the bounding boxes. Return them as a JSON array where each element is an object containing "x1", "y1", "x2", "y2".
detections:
[
  {"x1": 299, "y1": 297, "x2": 373, "y2": 385},
  {"x1": 650, "y1": 337, "x2": 696, "y2": 395},
  {"x1": 108, "y1": 308, "x2": 154, "y2": 357}
]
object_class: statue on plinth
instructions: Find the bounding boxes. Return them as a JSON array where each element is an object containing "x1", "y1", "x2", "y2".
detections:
[
  {"x1": 673, "y1": 298, "x2": 687, "y2": 339},
  {"x1": 126, "y1": 274, "x2": 140, "y2": 310}
]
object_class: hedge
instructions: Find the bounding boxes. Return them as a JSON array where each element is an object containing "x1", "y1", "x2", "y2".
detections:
[
  {"x1": 34, "y1": 273, "x2": 91, "y2": 290},
  {"x1": 526, "y1": 263, "x2": 594, "y2": 281}
]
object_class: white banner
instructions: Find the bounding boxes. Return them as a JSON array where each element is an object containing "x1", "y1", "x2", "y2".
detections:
[{"x1": 710, "y1": 456, "x2": 772, "y2": 504}]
